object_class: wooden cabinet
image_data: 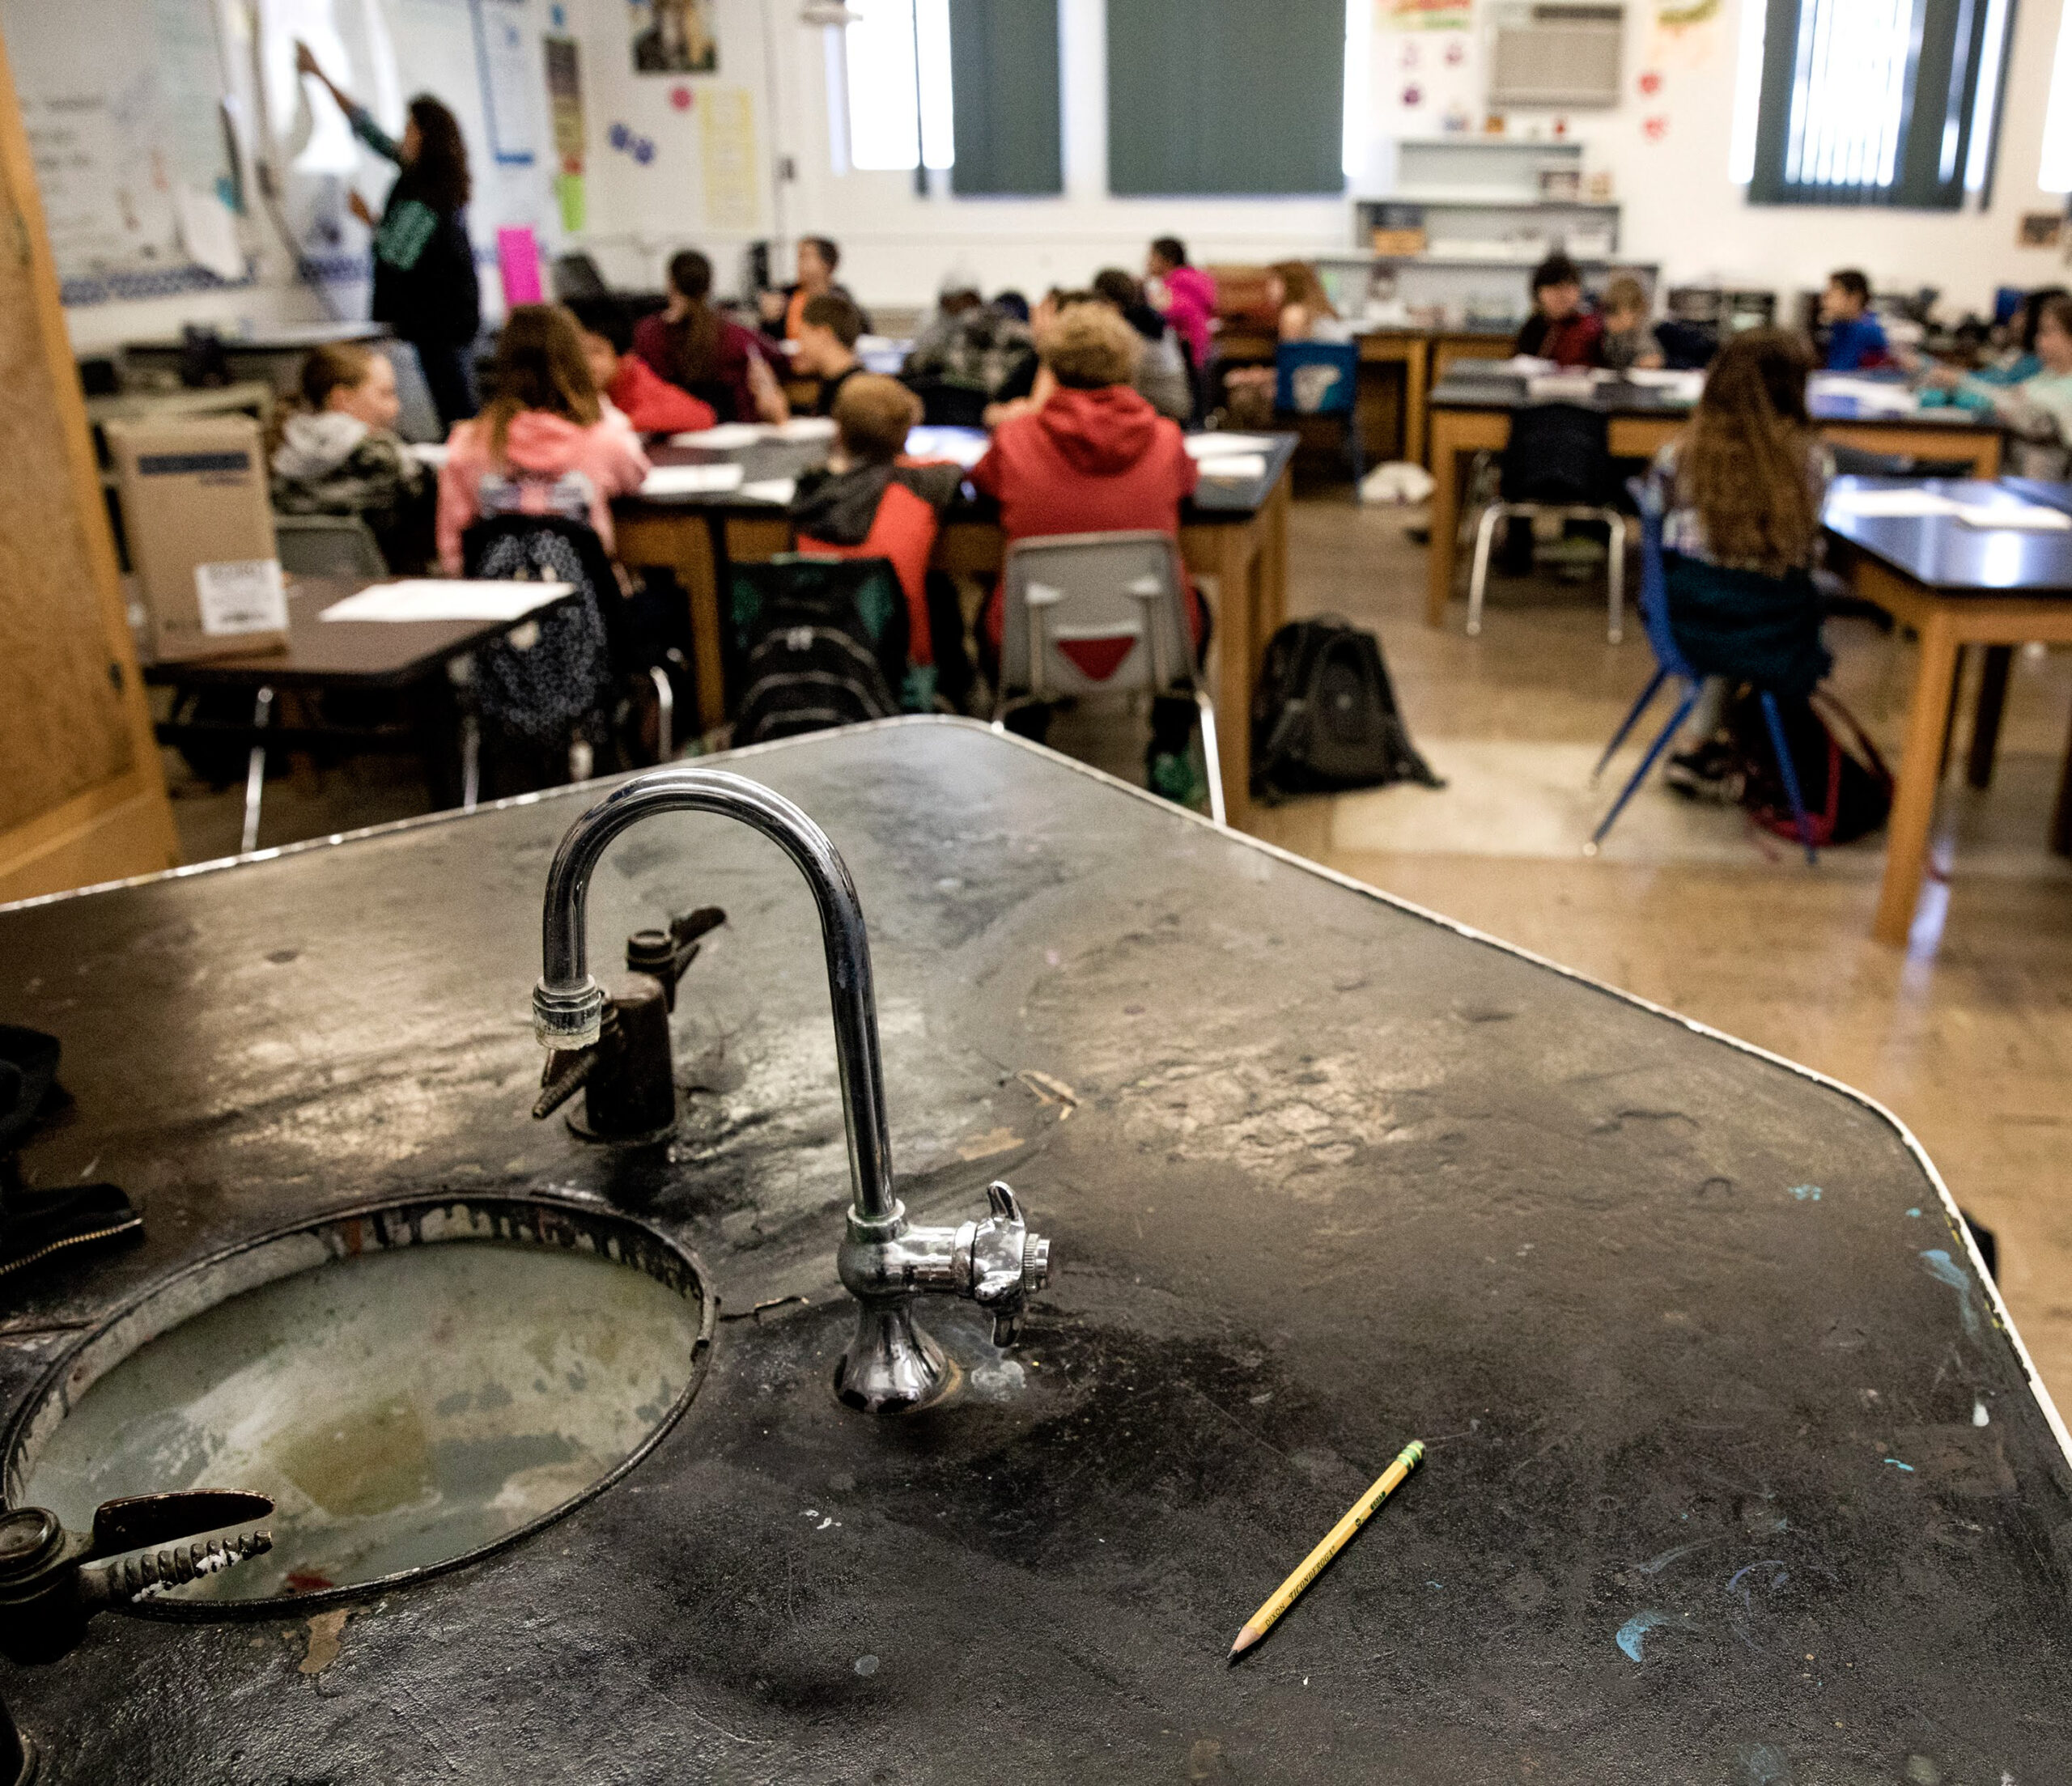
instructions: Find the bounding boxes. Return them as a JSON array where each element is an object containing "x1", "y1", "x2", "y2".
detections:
[{"x1": 0, "y1": 25, "x2": 178, "y2": 903}]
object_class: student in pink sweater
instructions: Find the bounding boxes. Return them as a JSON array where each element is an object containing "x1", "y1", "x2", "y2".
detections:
[
  {"x1": 1145, "y1": 236, "x2": 1217, "y2": 373},
  {"x1": 435, "y1": 303, "x2": 650, "y2": 571}
]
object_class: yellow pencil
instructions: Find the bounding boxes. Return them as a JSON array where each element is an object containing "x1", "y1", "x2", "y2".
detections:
[{"x1": 1227, "y1": 1439, "x2": 1425, "y2": 1661}]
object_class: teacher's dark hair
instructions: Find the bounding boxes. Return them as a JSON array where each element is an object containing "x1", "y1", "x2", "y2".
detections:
[{"x1": 407, "y1": 95, "x2": 471, "y2": 212}]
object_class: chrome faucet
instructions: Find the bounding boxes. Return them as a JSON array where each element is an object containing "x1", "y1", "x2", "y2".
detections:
[{"x1": 531, "y1": 768, "x2": 1051, "y2": 1414}]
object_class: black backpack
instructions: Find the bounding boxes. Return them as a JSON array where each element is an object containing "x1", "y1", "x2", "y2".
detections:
[
  {"x1": 1250, "y1": 617, "x2": 1441, "y2": 801},
  {"x1": 1728, "y1": 688, "x2": 1892, "y2": 846},
  {"x1": 729, "y1": 555, "x2": 909, "y2": 745}
]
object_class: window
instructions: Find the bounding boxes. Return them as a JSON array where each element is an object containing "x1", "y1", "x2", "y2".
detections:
[
  {"x1": 2040, "y1": 0, "x2": 2072, "y2": 190},
  {"x1": 1737, "y1": 0, "x2": 2014, "y2": 209},
  {"x1": 840, "y1": 0, "x2": 953, "y2": 174},
  {"x1": 1106, "y1": 0, "x2": 1347, "y2": 196}
]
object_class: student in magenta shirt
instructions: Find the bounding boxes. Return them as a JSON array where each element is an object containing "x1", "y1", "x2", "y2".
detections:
[{"x1": 1145, "y1": 236, "x2": 1216, "y2": 373}]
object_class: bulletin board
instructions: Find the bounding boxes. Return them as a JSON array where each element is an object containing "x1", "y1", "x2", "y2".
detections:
[{"x1": 0, "y1": 0, "x2": 244, "y2": 301}]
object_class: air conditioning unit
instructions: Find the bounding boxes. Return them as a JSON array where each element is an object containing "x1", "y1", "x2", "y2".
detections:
[{"x1": 1488, "y1": 3, "x2": 1624, "y2": 108}]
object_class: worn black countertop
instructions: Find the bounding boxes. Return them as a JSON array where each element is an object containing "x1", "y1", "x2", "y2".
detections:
[{"x1": 0, "y1": 719, "x2": 2066, "y2": 1783}]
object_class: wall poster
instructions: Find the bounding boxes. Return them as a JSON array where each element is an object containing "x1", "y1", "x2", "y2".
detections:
[{"x1": 630, "y1": 0, "x2": 718, "y2": 73}]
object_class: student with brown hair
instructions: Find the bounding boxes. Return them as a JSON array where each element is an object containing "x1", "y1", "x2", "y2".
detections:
[
  {"x1": 789, "y1": 375, "x2": 962, "y2": 681},
  {"x1": 435, "y1": 304, "x2": 650, "y2": 571},
  {"x1": 271, "y1": 342, "x2": 432, "y2": 568},
  {"x1": 1650, "y1": 328, "x2": 1835, "y2": 796},
  {"x1": 794, "y1": 292, "x2": 868, "y2": 415},
  {"x1": 631, "y1": 249, "x2": 787, "y2": 425},
  {"x1": 1516, "y1": 254, "x2": 1602, "y2": 367},
  {"x1": 1599, "y1": 275, "x2": 1665, "y2": 371}
]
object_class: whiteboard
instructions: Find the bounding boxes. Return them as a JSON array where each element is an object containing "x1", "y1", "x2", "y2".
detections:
[{"x1": 2, "y1": 0, "x2": 241, "y2": 295}]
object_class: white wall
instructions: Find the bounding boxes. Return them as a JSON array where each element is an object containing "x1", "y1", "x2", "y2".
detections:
[{"x1": 571, "y1": 0, "x2": 2072, "y2": 318}]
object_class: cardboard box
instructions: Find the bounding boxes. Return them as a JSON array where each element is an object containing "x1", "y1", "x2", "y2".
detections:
[
  {"x1": 1371, "y1": 227, "x2": 1429, "y2": 257},
  {"x1": 105, "y1": 415, "x2": 287, "y2": 662}
]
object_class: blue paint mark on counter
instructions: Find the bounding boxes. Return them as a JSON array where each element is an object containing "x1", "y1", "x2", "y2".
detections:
[
  {"x1": 1921, "y1": 1248, "x2": 1982, "y2": 1337},
  {"x1": 1616, "y1": 1610, "x2": 1671, "y2": 1662}
]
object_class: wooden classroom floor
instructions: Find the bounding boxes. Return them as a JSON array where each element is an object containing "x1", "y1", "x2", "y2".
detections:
[{"x1": 159, "y1": 494, "x2": 2072, "y2": 1410}]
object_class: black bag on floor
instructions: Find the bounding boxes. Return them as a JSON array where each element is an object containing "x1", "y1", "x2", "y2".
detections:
[
  {"x1": 1727, "y1": 688, "x2": 1892, "y2": 846},
  {"x1": 1250, "y1": 616, "x2": 1441, "y2": 800},
  {"x1": 730, "y1": 555, "x2": 908, "y2": 745}
]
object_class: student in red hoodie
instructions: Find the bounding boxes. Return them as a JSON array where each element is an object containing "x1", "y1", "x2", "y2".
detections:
[
  {"x1": 573, "y1": 301, "x2": 717, "y2": 435},
  {"x1": 1514, "y1": 253, "x2": 1603, "y2": 367},
  {"x1": 435, "y1": 303, "x2": 650, "y2": 571},
  {"x1": 631, "y1": 248, "x2": 788, "y2": 425},
  {"x1": 788, "y1": 374, "x2": 962, "y2": 704},
  {"x1": 970, "y1": 304, "x2": 1209, "y2": 803}
]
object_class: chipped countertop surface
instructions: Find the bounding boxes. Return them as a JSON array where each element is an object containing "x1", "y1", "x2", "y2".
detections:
[{"x1": 0, "y1": 719, "x2": 2067, "y2": 1783}]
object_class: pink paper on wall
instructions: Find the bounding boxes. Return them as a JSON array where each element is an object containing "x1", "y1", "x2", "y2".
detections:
[{"x1": 498, "y1": 227, "x2": 545, "y2": 309}]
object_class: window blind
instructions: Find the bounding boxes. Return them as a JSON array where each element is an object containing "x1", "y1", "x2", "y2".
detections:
[
  {"x1": 1106, "y1": 0, "x2": 1345, "y2": 197},
  {"x1": 948, "y1": 0, "x2": 1064, "y2": 196}
]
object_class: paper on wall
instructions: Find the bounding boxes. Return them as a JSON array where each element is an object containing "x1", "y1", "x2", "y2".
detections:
[{"x1": 173, "y1": 184, "x2": 245, "y2": 282}]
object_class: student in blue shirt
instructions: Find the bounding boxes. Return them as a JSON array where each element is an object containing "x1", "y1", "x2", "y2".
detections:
[
  {"x1": 296, "y1": 42, "x2": 482, "y2": 430},
  {"x1": 1819, "y1": 269, "x2": 1892, "y2": 372}
]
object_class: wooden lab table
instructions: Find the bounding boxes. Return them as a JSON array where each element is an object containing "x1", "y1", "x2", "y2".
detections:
[
  {"x1": 614, "y1": 430, "x2": 1297, "y2": 829},
  {"x1": 1820, "y1": 477, "x2": 2072, "y2": 944},
  {"x1": 1425, "y1": 376, "x2": 2006, "y2": 627},
  {"x1": 2, "y1": 719, "x2": 2067, "y2": 1781}
]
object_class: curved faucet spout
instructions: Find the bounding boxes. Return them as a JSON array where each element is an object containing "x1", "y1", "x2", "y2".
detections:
[{"x1": 532, "y1": 768, "x2": 896, "y2": 1222}]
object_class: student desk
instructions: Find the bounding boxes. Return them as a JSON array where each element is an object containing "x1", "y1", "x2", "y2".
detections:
[
  {"x1": 1, "y1": 720, "x2": 2066, "y2": 1782},
  {"x1": 1820, "y1": 477, "x2": 2072, "y2": 944},
  {"x1": 1426, "y1": 377, "x2": 2006, "y2": 627},
  {"x1": 613, "y1": 431, "x2": 1297, "y2": 828},
  {"x1": 142, "y1": 577, "x2": 580, "y2": 847}
]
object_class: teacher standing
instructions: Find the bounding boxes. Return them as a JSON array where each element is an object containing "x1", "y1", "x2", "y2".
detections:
[{"x1": 296, "y1": 43, "x2": 482, "y2": 431}]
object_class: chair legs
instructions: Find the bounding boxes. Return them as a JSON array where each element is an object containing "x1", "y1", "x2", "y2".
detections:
[
  {"x1": 1467, "y1": 503, "x2": 1506, "y2": 637},
  {"x1": 1193, "y1": 688, "x2": 1228, "y2": 827},
  {"x1": 240, "y1": 685, "x2": 275, "y2": 855},
  {"x1": 1758, "y1": 689, "x2": 1819, "y2": 863},
  {"x1": 461, "y1": 716, "x2": 481, "y2": 814},
  {"x1": 1591, "y1": 668, "x2": 1668, "y2": 784},
  {"x1": 1586, "y1": 684, "x2": 1700, "y2": 855},
  {"x1": 648, "y1": 664, "x2": 675, "y2": 761},
  {"x1": 1604, "y1": 513, "x2": 1627, "y2": 645}
]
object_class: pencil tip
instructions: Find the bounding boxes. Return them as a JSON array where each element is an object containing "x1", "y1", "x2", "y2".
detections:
[{"x1": 1227, "y1": 1627, "x2": 1259, "y2": 1661}]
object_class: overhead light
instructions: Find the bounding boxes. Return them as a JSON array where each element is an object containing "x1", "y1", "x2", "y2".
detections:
[{"x1": 800, "y1": 2, "x2": 860, "y2": 23}]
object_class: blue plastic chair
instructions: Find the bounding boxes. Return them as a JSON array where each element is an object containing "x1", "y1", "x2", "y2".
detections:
[
  {"x1": 1587, "y1": 477, "x2": 1817, "y2": 863},
  {"x1": 1274, "y1": 340, "x2": 1363, "y2": 483}
]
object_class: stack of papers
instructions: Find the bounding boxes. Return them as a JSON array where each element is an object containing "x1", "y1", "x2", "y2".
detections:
[
  {"x1": 1955, "y1": 503, "x2": 2072, "y2": 531},
  {"x1": 903, "y1": 426, "x2": 988, "y2": 469},
  {"x1": 1185, "y1": 433, "x2": 1275, "y2": 459},
  {"x1": 640, "y1": 462, "x2": 745, "y2": 497},
  {"x1": 740, "y1": 478, "x2": 797, "y2": 505},
  {"x1": 669, "y1": 423, "x2": 765, "y2": 449},
  {"x1": 1828, "y1": 489, "x2": 1958, "y2": 518},
  {"x1": 1811, "y1": 375, "x2": 1918, "y2": 417},
  {"x1": 1199, "y1": 453, "x2": 1270, "y2": 481},
  {"x1": 321, "y1": 580, "x2": 571, "y2": 623},
  {"x1": 774, "y1": 416, "x2": 838, "y2": 442}
]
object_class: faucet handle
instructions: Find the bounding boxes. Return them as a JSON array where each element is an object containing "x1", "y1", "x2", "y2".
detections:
[
  {"x1": 625, "y1": 906, "x2": 727, "y2": 1011},
  {"x1": 959, "y1": 1180, "x2": 1051, "y2": 1347}
]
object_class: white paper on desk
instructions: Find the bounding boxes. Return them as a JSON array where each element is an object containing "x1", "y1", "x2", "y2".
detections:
[
  {"x1": 669, "y1": 423, "x2": 766, "y2": 449},
  {"x1": 1184, "y1": 432, "x2": 1276, "y2": 459},
  {"x1": 1827, "y1": 489, "x2": 1959, "y2": 518},
  {"x1": 1811, "y1": 375, "x2": 1917, "y2": 417},
  {"x1": 774, "y1": 416, "x2": 839, "y2": 442},
  {"x1": 1624, "y1": 368, "x2": 1705, "y2": 401},
  {"x1": 902, "y1": 426, "x2": 989, "y2": 469},
  {"x1": 740, "y1": 477, "x2": 796, "y2": 505},
  {"x1": 410, "y1": 442, "x2": 450, "y2": 468},
  {"x1": 1955, "y1": 503, "x2": 2072, "y2": 530},
  {"x1": 1198, "y1": 452, "x2": 1270, "y2": 481},
  {"x1": 641, "y1": 462, "x2": 746, "y2": 496},
  {"x1": 320, "y1": 580, "x2": 573, "y2": 622}
]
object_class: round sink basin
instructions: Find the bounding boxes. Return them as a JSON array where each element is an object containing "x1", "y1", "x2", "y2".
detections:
[{"x1": 5, "y1": 1195, "x2": 712, "y2": 1612}]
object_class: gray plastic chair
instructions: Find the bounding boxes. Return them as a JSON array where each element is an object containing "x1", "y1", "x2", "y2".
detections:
[
  {"x1": 273, "y1": 513, "x2": 388, "y2": 579},
  {"x1": 991, "y1": 530, "x2": 1225, "y2": 825}
]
